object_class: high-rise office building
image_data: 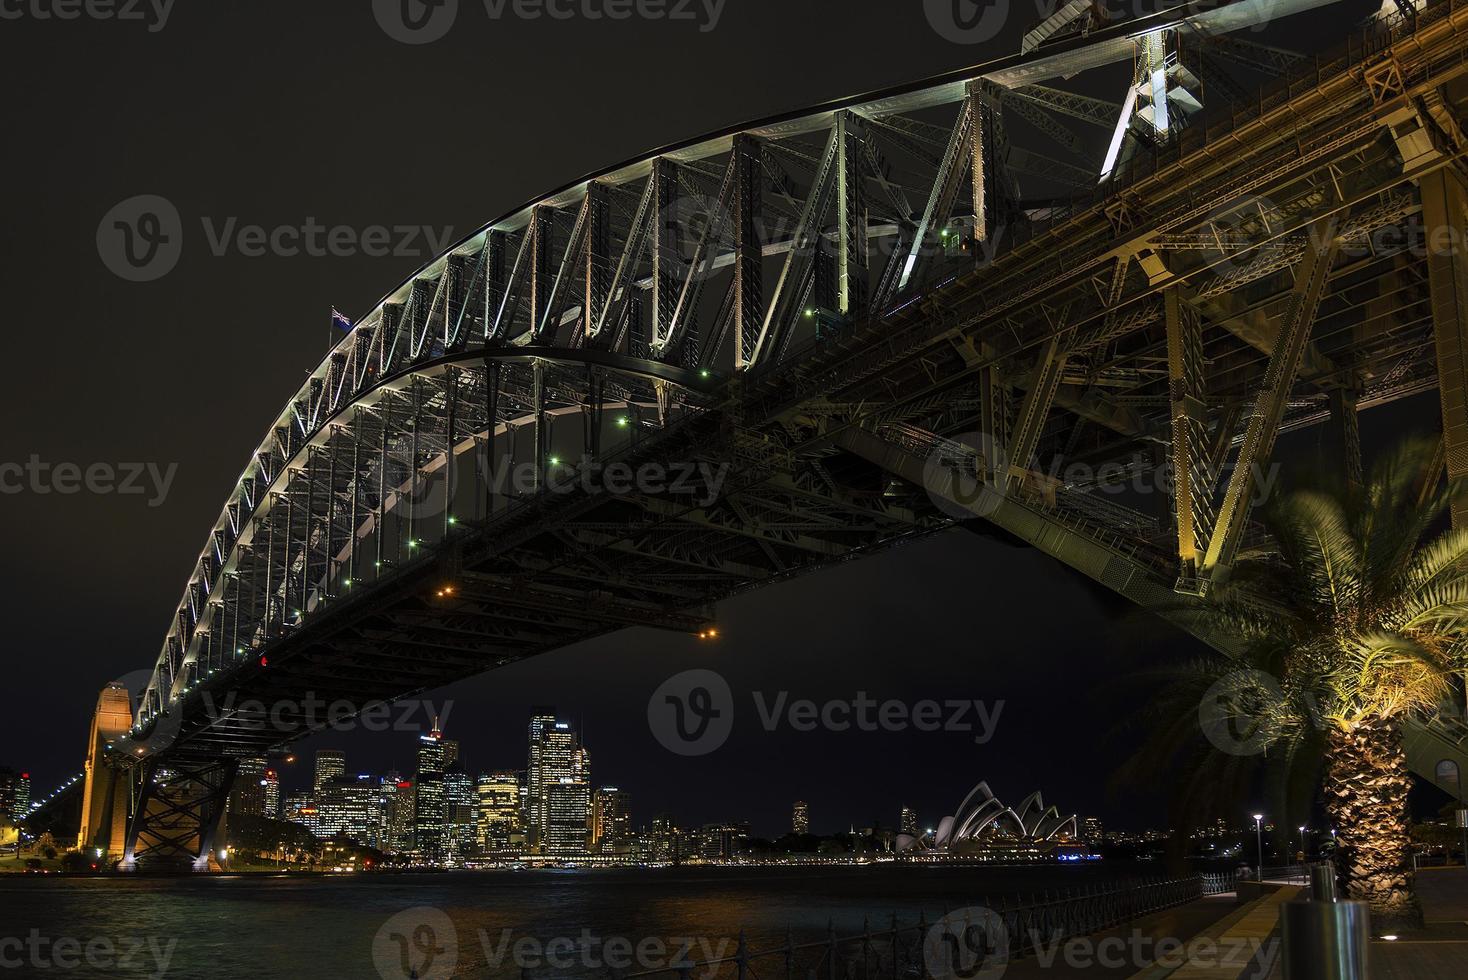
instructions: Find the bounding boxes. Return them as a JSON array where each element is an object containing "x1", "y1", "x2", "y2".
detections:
[
  {"x1": 0, "y1": 768, "x2": 31, "y2": 822},
  {"x1": 414, "y1": 727, "x2": 447, "y2": 859},
  {"x1": 543, "y1": 777, "x2": 591, "y2": 857},
  {"x1": 382, "y1": 776, "x2": 416, "y2": 855},
  {"x1": 525, "y1": 708, "x2": 558, "y2": 844},
  {"x1": 229, "y1": 757, "x2": 270, "y2": 818},
  {"x1": 314, "y1": 750, "x2": 346, "y2": 794},
  {"x1": 282, "y1": 793, "x2": 318, "y2": 836},
  {"x1": 262, "y1": 767, "x2": 281, "y2": 820},
  {"x1": 442, "y1": 738, "x2": 460, "y2": 770},
  {"x1": 477, "y1": 772, "x2": 523, "y2": 857},
  {"x1": 1082, "y1": 816, "x2": 1103, "y2": 845},
  {"x1": 592, "y1": 787, "x2": 631, "y2": 856},
  {"x1": 444, "y1": 766, "x2": 478, "y2": 858},
  {"x1": 900, "y1": 807, "x2": 918, "y2": 835},
  {"x1": 526, "y1": 712, "x2": 590, "y2": 855},
  {"x1": 317, "y1": 774, "x2": 386, "y2": 847},
  {"x1": 792, "y1": 801, "x2": 810, "y2": 835}
]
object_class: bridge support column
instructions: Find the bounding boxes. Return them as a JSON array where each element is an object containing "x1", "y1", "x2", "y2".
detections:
[
  {"x1": 77, "y1": 682, "x2": 133, "y2": 861},
  {"x1": 122, "y1": 756, "x2": 237, "y2": 872},
  {"x1": 1421, "y1": 169, "x2": 1468, "y2": 527}
]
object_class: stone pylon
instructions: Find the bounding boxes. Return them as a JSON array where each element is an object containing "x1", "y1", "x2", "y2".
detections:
[{"x1": 77, "y1": 681, "x2": 133, "y2": 858}]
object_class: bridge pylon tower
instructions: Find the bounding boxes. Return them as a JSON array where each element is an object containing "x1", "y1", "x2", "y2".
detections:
[{"x1": 76, "y1": 682, "x2": 133, "y2": 861}]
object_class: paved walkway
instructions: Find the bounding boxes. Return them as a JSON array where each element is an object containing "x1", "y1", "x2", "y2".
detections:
[
  {"x1": 1370, "y1": 867, "x2": 1468, "y2": 979},
  {"x1": 996, "y1": 891, "x2": 1274, "y2": 979}
]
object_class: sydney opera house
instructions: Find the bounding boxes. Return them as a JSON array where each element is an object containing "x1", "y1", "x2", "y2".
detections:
[{"x1": 897, "y1": 782, "x2": 1080, "y2": 861}]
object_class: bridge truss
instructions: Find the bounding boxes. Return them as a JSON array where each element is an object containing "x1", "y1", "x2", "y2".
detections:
[{"x1": 82, "y1": 0, "x2": 1468, "y2": 866}]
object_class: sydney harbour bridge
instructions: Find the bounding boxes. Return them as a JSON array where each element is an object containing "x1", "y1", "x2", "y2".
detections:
[{"x1": 37, "y1": 0, "x2": 1468, "y2": 868}]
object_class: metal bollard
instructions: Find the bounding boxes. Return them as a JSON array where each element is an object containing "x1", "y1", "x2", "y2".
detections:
[{"x1": 1281, "y1": 862, "x2": 1368, "y2": 980}]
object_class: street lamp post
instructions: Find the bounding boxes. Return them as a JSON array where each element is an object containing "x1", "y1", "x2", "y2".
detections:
[
  {"x1": 1299, "y1": 825, "x2": 1307, "y2": 862},
  {"x1": 1254, "y1": 814, "x2": 1265, "y2": 877}
]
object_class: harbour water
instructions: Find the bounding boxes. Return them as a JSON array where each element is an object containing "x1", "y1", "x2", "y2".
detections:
[{"x1": 0, "y1": 862, "x2": 1188, "y2": 978}]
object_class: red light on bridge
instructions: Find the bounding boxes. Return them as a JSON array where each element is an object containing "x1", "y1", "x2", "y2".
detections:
[{"x1": 259, "y1": 656, "x2": 268, "y2": 667}]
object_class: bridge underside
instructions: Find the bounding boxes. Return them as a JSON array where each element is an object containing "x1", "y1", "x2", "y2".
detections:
[{"x1": 79, "y1": 1, "x2": 1468, "y2": 867}]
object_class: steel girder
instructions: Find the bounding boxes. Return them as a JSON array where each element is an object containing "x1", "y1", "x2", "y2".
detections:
[{"x1": 126, "y1": 0, "x2": 1465, "y2": 772}]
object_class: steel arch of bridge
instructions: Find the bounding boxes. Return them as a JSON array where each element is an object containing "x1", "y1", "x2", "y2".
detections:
[{"x1": 118, "y1": 0, "x2": 1468, "y2": 776}]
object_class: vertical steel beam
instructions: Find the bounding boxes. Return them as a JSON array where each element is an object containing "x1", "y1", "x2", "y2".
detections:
[
  {"x1": 1006, "y1": 338, "x2": 1066, "y2": 492},
  {"x1": 653, "y1": 159, "x2": 681, "y2": 347},
  {"x1": 533, "y1": 361, "x2": 548, "y2": 492},
  {"x1": 484, "y1": 359, "x2": 501, "y2": 516},
  {"x1": 585, "y1": 367, "x2": 604, "y2": 459},
  {"x1": 483, "y1": 230, "x2": 507, "y2": 344},
  {"x1": 1202, "y1": 216, "x2": 1340, "y2": 578},
  {"x1": 585, "y1": 184, "x2": 611, "y2": 342},
  {"x1": 1328, "y1": 384, "x2": 1364, "y2": 491},
  {"x1": 1165, "y1": 289, "x2": 1215, "y2": 585},
  {"x1": 970, "y1": 84, "x2": 990, "y2": 247},
  {"x1": 732, "y1": 134, "x2": 764, "y2": 370},
  {"x1": 529, "y1": 207, "x2": 555, "y2": 339},
  {"x1": 1421, "y1": 170, "x2": 1468, "y2": 526},
  {"x1": 444, "y1": 369, "x2": 457, "y2": 536},
  {"x1": 836, "y1": 112, "x2": 868, "y2": 316},
  {"x1": 898, "y1": 86, "x2": 978, "y2": 291}
]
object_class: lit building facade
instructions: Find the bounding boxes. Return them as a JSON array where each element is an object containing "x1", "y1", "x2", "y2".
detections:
[
  {"x1": 229, "y1": 757, "x2": 270, "y2": 818},
  {"x1": 313, "y1": 750, "x2": 346, "y2": 794},
  {"x1": 792, "y1": 801, "x2": 809, "y2": 835},
  {"x1": 592, "y1": 787, "x2": 631, "y2": 856},
  {"x1": 477, "y1": 772, "x2": 524, "y2": 857},
  {"x1": 900, "y1": 807, "x2": 918, "y2": 835},
  {"x1": 0, "y1": 768, "x2": 30, "y2": 822},
  {"x1": 414, "y1": 727, "x2": 447, "y2": 859},
  {"x1": 526, "y1": 712, "x2": 590, "y2": 856},
  {"x1": 382, "y1": 777, "x2": 416, "y2": 855},
  {"x1": 444, "y1": 767, "x2": 478, "y2": 859}
]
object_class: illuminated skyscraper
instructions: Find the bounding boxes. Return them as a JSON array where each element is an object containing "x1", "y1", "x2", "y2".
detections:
[
  {"x1": 524, "y1": 708, "x2": 558, "y2": 845},
  {"x1": 318, "y1": 774, "x2": 386, "y2": 848},
  {"x1": 0, "y1": 768, "x2": 30, "y2": 822},
  {"x1": 792, "y1": 801, "x2": 810, "y2": 835},
  {"x1": 900, "y1": 807, "x2": 918, "y2": 835},
  {"x1": 444, "y1": 766, "x2": 478, "y2": 859},
  {"x1": 414, "y1": 726, "x2": 447, "y2": 859},
  {"x1": 525, "y1": 711, "x2": 591, "y2": 857},
  {"x1": 543, "y1": 777, "x2": 591, "y2": 857},
  {"x1": 477, "y1": 772, "x2": 523, "y2": 857},
  {"x1": 229, "y1": 757, "x2": 270, "y2": 818},
  {"x1": 262, "y1": 768, "x2": 281, "y2": 820},
  {"x1": 592, "y1": 787, "x2": 631, "y2": 856},
  {"x1": 313, "y1": 750, "x2": 346, "y2": 794},
  {"x1": 382, "y1": 775, "x2": 416, "y2": 855}
]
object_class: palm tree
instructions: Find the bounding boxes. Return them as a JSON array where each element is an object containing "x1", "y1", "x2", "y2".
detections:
[{"x1": 1145, "y1": 437, "x2": 1468, "y2": 924}]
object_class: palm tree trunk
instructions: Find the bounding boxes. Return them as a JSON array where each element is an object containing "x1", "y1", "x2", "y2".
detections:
[{"x1": 1323, "y1": 717, "x2": 1419, "y2": 926}]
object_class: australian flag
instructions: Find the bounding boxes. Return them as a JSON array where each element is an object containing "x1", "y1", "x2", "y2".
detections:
[{"x1": 331, "y1": 307, "x2": 354, "y2": 333}]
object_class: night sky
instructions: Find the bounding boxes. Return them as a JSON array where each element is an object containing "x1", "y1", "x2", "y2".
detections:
[{"x1": 0, "y1": 0, "x2": 1407, "y2": 838}]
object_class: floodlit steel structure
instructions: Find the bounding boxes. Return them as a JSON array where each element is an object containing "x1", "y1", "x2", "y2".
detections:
[{"x1": 66, "y1": 0, "x2": 1468, "y2": 867}]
